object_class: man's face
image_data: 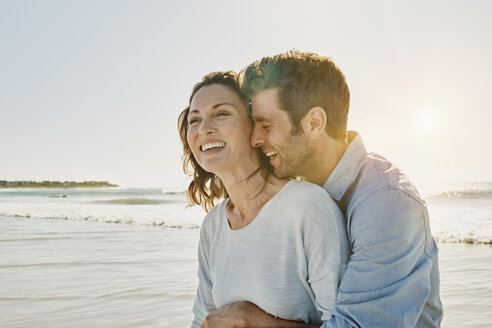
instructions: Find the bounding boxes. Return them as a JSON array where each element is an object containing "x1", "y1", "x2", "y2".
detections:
[{"x1": 250, "y1": 88, "x2": 312, "y2": 179}]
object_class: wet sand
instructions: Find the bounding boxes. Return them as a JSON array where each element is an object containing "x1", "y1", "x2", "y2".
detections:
[{"x1": 1, "y1": 216, "x2": 491, "y2": 327}]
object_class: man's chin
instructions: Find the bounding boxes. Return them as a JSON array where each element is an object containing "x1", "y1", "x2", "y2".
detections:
[{"x1": 271, "y1": 167, "x2": 296, "y2": 180}]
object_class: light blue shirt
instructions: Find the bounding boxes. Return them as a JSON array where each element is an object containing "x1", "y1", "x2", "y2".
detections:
[{"x1": 321, "y1": 131, "x2": 443, "y2": 328}]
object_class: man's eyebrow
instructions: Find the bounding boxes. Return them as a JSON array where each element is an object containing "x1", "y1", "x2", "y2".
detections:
[{"x1": 251, "y1": 116, "x2": 270, "y2": 122}]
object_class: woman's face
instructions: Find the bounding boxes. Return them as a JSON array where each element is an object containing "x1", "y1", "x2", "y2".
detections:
[{"x1": 186, "y1": 84, "x2": 257, "y2": 175}]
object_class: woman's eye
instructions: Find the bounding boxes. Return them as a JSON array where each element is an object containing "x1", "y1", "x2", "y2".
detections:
[
  {"x1": 217, "y1": 112, "x2": 229, "y2": 117},
  {"x1": 188, "y1": 118, "x2": 200, "y2": 125}
]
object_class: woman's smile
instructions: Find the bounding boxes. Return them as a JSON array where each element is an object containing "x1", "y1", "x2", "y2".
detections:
[{"x1": 200, "y1": 141, "x2": 226, "y2": 153}]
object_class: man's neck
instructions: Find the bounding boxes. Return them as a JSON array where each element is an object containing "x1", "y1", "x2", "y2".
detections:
[{"x1": 303, "y1": 135, "x2": 349, "y2": 187}]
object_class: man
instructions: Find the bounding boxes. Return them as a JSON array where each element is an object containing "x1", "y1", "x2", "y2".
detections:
[{"x1": 201, "y1": 50, "x2": 443, "y2": 328}]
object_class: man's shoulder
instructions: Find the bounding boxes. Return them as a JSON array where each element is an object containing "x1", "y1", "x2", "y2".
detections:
[
  {"x1": 346, "y1": 153, "x2": 436, "y2": 257},
  {"x1": 351, "y1": 152, "x2": 425, "y2": 208}
]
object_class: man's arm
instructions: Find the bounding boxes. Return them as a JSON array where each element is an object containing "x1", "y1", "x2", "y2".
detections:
[
  {"x1": 201, "y1": 302, "x2": 319, "y2": 328},
  {"x1": 322, "y1": 189, "x2": 439, "y2": 327},
  {"x1": 204, "y1": 190, "x2": 439, "y2": 328}
]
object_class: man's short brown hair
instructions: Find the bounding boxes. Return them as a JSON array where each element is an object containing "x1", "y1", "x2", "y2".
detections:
[{"x1": 240, "y1": 50, "x2": 350, "y2": 138}]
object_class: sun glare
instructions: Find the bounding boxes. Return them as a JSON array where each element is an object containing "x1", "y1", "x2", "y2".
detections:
[{"x1": 418, "y1": 110, "x2": 437, "y2": 131}]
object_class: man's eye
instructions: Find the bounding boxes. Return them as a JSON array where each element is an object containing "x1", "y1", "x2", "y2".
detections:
[{"x1": 262, "y1": 124, "x2": 272, "y2": 129}]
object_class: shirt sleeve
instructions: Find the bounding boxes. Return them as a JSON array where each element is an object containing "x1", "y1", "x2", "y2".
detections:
[
  {"x1": 322, "y1": 189, "x2": 436, "y2": 328},
  {"x1": 191, "y1": 219, "x2": 216, "y2": 328},
  {"x1": 301, "y1": 189, "x2": 350, "y2": 322}
]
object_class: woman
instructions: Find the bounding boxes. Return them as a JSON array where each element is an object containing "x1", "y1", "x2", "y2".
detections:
[{"x1": 178, "y1": 71, "x2": 349, "y2": 327}]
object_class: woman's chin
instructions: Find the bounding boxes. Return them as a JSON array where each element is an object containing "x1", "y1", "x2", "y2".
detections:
[
  {"x1": 199, "y1": 155, "x2": 258, "y2": 179},
  {"x1": 200, "y1": 161, "x2": 225, "y2": 176}
]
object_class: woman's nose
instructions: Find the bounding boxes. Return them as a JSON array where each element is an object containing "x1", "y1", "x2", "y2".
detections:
[{"x1": 198, "y1": 118, "x2": 215, "y2": 135}]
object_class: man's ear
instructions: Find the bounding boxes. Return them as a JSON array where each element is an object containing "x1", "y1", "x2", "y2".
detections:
[{"x1": 301, "y1": 107, "x2": 327, "y2": 139}]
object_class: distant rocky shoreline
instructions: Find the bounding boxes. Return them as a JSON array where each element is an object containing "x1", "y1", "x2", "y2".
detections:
[{"x1": 0, "y1": 180, "x2": 118, "y2": 188}]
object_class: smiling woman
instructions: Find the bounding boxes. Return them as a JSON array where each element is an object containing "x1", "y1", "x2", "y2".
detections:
[
  {"x1": 177, "y1": 71, "x2": 255, "y2": 211},
  {"x1": 187, "y1": 83, "x2": 257, "y2": 181}
]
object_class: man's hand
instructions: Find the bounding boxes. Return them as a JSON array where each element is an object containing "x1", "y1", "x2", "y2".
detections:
[
  {"x1": 201, "y1": 302, "x2": 250, "y2": 328},
  {"x1": 201, "y1": 301, "x2": 318, "y2": 328}
]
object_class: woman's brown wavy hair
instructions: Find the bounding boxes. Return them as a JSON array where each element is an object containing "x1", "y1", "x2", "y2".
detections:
[{"x1": 178, "y1": 71, "x2": 250, "y2": 212}]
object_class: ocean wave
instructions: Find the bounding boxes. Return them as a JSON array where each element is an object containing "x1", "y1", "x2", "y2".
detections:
[
  {"x1": 434, "y1": 236, "x2": 492, "y2": 245},
  {"x1": 0, "y1": 237, "x2": 72, "y2": 242},
  {"x1": 0, "y1": 260, "x2": 157, "y2": 268},
  {"x1": 1, "y1": 184, "x2": 491, "y2": 245},
  {"x1": 161, "y1": 188, "x2": 186, "y2": 195},
  {"x1": 424, "y1": 182, "x2": 492, "y2": 200},
  {"x1": 2, "y1": 212, "x2": 491, "y2": 244},
  {"x1": 0, "y1": 213, "x2": 201, "y2": 229},
  {"x1": 92, "y1": 198, "x2": 172, "y2": 205},
  {"x1": 426, "y1": 189, "x2": 492, "y2": 199},
  {"x1": 0, "y1": 194, "x2": 206, "y2": 229},
  {"x1": 0, "y1": 188, "x2": 180, "y2": 198}
]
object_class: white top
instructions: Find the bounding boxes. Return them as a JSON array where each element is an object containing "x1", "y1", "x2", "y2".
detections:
[{"x1": 191, "y1": 180, "x2": 350, "y2": 327}]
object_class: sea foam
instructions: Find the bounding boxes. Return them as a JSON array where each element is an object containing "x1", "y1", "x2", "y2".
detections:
[{"x1": 1, "y1": 184, "x2": 491, "y2": 244}]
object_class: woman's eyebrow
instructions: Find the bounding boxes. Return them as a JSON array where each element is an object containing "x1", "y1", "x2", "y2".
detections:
[
  {"x1": 189, "y1": 102, "x2": 235, "y2": 114},
  {"x1": 212, "y1": 102, "x2": 234, "y2": 109}
]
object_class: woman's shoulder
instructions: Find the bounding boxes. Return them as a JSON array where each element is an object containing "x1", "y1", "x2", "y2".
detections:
[
  {"x1": 281, "y1": 180, "x2": 333, "y2": 202},
  {"x1": 200, "y1": 198, "x2": 229, "y2": 231},
  {"x1": 274, "y1": 180, "x2": 343, "y2": 218}
]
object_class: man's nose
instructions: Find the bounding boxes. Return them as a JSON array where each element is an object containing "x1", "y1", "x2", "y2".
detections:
[{"x1": 250, "y1": 124, "x2": 265, "y2": 148}]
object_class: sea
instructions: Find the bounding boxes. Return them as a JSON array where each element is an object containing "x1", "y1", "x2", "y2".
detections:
[{"x1": 1, "y1": 182, "x2": 491, "y2": 327}]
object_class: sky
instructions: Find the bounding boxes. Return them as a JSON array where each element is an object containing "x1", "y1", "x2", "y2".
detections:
[{"x1": 1, "y1": 0, "x2": 491, "y2": 190}]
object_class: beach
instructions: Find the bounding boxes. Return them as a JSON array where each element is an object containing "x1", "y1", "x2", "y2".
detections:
[
  {"x1": 438, "y1": 243, "x2": 492, "y2": 326},
  {"x1": 0, "y1": 216, "x2": 198, "y2": 327},
  {"x1": 1, "y1": 185, "x2": 491, "y2": 327}
]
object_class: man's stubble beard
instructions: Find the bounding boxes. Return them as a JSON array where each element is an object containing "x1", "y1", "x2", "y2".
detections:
[{"x1": 273, "y1": 132, "x2": 314, "y2": 180}]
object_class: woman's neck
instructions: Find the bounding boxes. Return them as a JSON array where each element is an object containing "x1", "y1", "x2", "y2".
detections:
[{"x1": 218, "y1": 167, "x2": 287, "y2": 230}]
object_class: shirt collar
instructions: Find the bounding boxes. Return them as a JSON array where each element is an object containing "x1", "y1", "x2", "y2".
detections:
[{"x1": 323, "y1": 131, "x2": 366, "y2": 201}]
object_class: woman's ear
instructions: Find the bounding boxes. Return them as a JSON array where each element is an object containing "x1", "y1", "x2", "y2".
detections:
[{"x1": 301, "y1": 107, "x2": 327, "y2": 139}]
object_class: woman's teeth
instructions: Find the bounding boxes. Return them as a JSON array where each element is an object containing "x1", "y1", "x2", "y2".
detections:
[{"x1": 201, "y1": 142, "x2": 226, "y2": 152}]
